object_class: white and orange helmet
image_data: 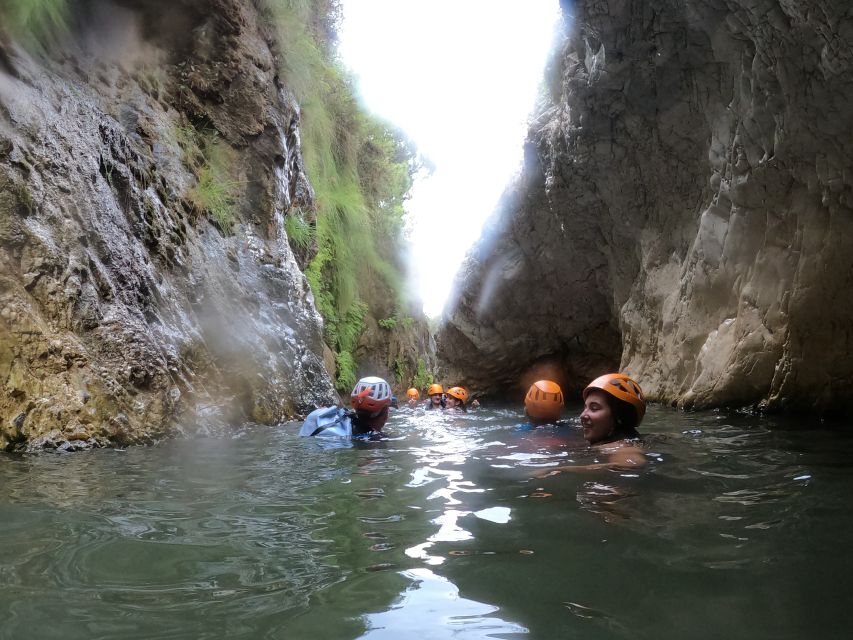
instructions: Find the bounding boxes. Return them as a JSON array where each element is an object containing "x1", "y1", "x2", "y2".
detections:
[{"x1": 351, "y1": 376, "x2": 392, "y2": 416}]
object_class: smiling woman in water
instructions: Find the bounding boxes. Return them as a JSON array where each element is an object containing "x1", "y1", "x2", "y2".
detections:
[
  {"x1": 536, "y1": 373, "x2": 646, "y2": 474},
  {"x1": 444, "y1": 386, "x2": 469, "y2": 412}
]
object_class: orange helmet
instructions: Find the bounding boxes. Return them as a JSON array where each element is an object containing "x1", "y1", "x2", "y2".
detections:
[
  {"x1": 406, "y1": 388, "x2": 420, "y2": 400},
  {"x1": 351, "y1": 376, "x2": 392, "y2": 415},
  {"x1": 446, "y1": 386, "x2": 468, "y2": 404},
  {"x1": 583, "y1": 373, "x2": 646, "y2": 424},
  {"x1": 524, "y1": 380, "x2": 564, "y2": 422},
  {"x1": 427, "y1": 384, "x2": 443, "y2": 396}
]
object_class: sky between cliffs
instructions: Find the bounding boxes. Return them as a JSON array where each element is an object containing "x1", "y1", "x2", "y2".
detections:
[{"x1": 337, "y1": 0, "x2": 562, "y2": 317}]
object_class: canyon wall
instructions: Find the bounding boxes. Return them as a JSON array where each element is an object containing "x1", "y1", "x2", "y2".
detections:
[
  {"x1": 440, "y1": 0, "x2": 853, "y2": 412},
  {"x1": 0, "y1": 0, "x2": 339, "y2": 450}
]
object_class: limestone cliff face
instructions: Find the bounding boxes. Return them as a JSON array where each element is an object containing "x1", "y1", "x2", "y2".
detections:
[
  {"x1": 0, "y1": 0, "x2": 338, "y2": 450},
  {"x1": 440, "y1": 0, "x2": 853, "y2": 412}
]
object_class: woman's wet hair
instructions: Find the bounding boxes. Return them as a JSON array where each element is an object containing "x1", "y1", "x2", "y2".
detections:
[{"x1": 605, "y1": 395, "x2": 640, "y2": 439}]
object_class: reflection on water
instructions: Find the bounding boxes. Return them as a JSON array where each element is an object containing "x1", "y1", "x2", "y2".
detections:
[
  {"x1": 362, "y1": 568, "x2": 528, "y2": 639},
  {"x1": 2, "y1": 407, "x2": 853, "y2": 639}
]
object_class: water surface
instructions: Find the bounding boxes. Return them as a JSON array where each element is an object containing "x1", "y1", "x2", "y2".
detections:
[{"x1": 2, "y1": 406, "x2": 852, "y2": 639}]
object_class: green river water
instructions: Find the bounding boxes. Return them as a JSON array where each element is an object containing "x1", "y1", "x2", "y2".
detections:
[{"x1": 2, "y1": 406, "x2": 852, "y2": 639}]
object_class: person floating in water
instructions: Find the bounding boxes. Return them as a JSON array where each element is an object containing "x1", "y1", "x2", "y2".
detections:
[
  {"x1": 299, "y1": 376, "x2": 392, "y2": 441},
  {"x1": 523, "y1": 380, "x2": 564, "y2": 427},
  {"x1": 444, "y1": 386, "x2": 469, "y2": 412},
  {"x1": 406, "y1": 387, "x2": 420, "y2": 408},
  {"x1": 425, "y1": 383, "x2": 444, "y2": 410},
  {"x1": 536, "y1": 373, "x2": 646, "y2": 473}
]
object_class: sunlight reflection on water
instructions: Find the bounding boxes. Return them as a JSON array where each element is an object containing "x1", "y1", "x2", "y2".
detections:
[{"x1": 2, "y1": 406, "x2": 853, "y2": 639}]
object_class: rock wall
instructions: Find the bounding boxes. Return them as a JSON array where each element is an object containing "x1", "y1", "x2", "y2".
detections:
[
  {"x1": 355, "y1": 303, "x2": 438, "y2": 394},
  {"x1": 439, "y1": 0, "x2": 853, "y2": 412},
  {"x1": 0, "y1": 0, "x2": 338, "y2": 450}
]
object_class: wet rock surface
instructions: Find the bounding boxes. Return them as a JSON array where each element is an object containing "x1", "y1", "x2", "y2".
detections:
[
  {"x1": 440, "y1": 0, "x2": 853, "y2": 412},
  {"x1": 0, "y1": 0, "x2": 336, "y2": 450},
  {"x1": 355, "y1": 306, "x2": 438, "y2": 392}
]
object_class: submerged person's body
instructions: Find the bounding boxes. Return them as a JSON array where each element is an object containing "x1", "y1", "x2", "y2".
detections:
[
  {"x1": 518, "y1": 380, "x2": 564, "y2": 429},
  {"x1": 351, "y1": 407, "x2": 390, "y2": 440},
  {"x1": 299, "y1": 376, "x2": 393, "y2": 441},
  {"x1": 513, "y1": 380, "x2": 580, "y2": 452},
  {"x1": 536, "y1": 373, "x2": 646, "y2": 474}
]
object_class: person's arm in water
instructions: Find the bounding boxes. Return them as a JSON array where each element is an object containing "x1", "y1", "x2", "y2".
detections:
[{"x1": 533, "y1": 443, "x2": 646, "y2": 476}]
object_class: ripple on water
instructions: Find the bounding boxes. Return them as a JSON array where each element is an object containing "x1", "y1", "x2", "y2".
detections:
[
  {"x1": 3, "y1": 409, "x2": 853, "y2": 639},
  {"x1": 354, "y1": 488, "x2": 386, "y2": 499},
  {"x1": 362, "y1": 531, "x2": 388, "y2": 540},
  {"x1": 354, "y1": 463, "x2": 401, "y2": 476},
  {"x1": 357, "y1": 514, "x2": 405, "y2": 524}
]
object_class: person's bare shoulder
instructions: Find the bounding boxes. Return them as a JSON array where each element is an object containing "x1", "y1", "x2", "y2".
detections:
[{"x1": 606, "y1": 443, "x2": 646, "y2": 469}]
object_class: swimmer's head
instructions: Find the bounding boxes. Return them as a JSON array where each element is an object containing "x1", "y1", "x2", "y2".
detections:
[
  {"x1": 351, "y1": 376, "x2": 392, "y2": 418},
  {"x1": 445, "y1": 386, "x2": 468, "y2": 408},
  {"x1": 581, "y1": 374, "x2": 645, "y2": 442},
  {"x1": 524, "y1": 380, "x2": 564, "y2": 425},
  {"x1": 582, "y1": 373, "x2": 645, "y2": 425}
]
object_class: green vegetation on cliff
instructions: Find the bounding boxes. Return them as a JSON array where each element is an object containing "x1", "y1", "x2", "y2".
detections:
[
  {"x1": 187, "y1": 135, "x2": 241, "y2": 234},
  {"x1": 262, "y1": 0, "x2": 422, "y2": 391},
  {"x1": 0, "y1": 0, "x2": 67, "y2": 50},
  {"x1": 284, "y1": 210, "x2": 315, "y2": 251}
]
